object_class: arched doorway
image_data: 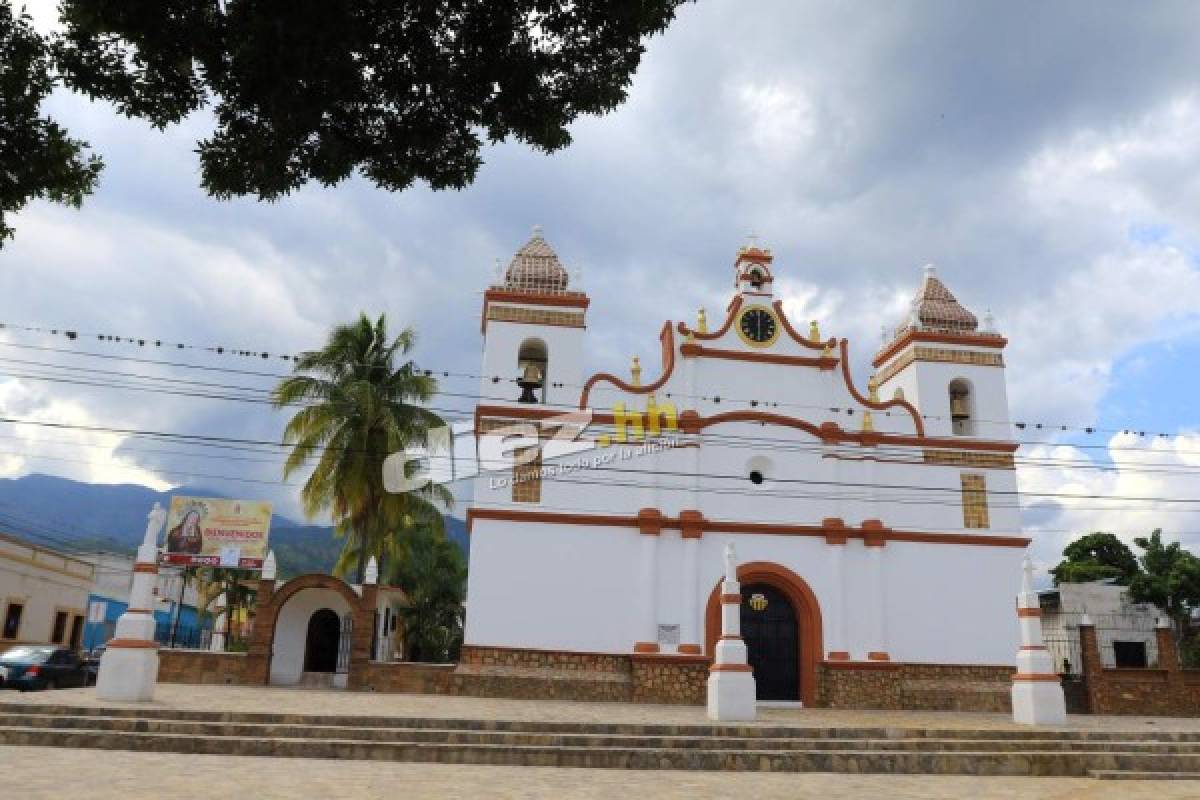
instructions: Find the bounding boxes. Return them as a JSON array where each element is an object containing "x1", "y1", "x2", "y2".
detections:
[
  {"x1": 741, "y1": 583, "x2": 798, "y2": 701},
  {"x1": 303, "y1": 609, "x2": 341, "y2": 673},
  {"x1": 705, "y1": 561, "x2": 823, "y2": 706}
]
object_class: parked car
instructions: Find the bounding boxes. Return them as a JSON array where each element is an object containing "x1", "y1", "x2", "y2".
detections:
[{"x1": 0, "y1": 646, "x2": 91, "y2": 690}]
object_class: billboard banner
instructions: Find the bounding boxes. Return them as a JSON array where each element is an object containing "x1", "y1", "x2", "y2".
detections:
[{"x1": 163, "y1": 496, "x2": 273, "y2": 569}]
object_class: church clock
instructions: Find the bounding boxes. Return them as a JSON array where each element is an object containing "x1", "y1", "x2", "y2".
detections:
[{"x1": 737, "y1": 306, "x2": 779, "y2": 347}]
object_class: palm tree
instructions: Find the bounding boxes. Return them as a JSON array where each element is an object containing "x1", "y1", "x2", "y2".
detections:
[
  {"x1": 391, "y1": 523, "x2": 467, "y2": 662},
  {"x1": 272, "y1": 313, "x2": 452, "y2": 583}
]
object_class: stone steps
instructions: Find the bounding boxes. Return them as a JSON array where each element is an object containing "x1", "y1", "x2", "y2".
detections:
[
  {"x1": 4, "y1": 713, "x2": 1200, "y2": 755},
  {"x1": 1090, "y1": 770, "x2": 1200, "y2": 781},
  {"x1": 3, "y1": 702, "x2": 1200, "y2": 777}
]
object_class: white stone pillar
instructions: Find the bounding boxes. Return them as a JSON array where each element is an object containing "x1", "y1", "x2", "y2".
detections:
[
  {"x1": 679, "y1": 523, "x2": 701, "y2": 653},
  {"x1": 826, "y1": 534, "x2": 849, "y2": 660},
  {"x1": 1011, "y1": 554, "x2": 1067, "y2": 725},
  {"x1": 865, "y1": 533, "x2": 889, "y2": 661},
  {"x1": 97, "y1": 503, "x2": 166, "y2": 701},
  {"x1": 209, "y1": 593, "x2": 227, "y2": 652},
  {"x1": 707, "y1": 543, "x2": 756, "y2": 720},
  {"x1": 635, "y1": 511, "x2": 661, "y2": 652}
]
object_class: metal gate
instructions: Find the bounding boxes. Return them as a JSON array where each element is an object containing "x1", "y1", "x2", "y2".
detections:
[{"x1": 336, "y1": 613, "x2": 353, "y2": 674}]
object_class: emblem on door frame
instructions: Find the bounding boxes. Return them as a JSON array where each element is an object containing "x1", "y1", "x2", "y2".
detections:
[{"x1": 749, "y1": 592, "x2": 768, "y2": 612}]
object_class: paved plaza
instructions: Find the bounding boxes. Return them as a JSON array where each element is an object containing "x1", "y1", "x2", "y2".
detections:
[
  {"x1": 3, "y1": 745, "x2": 1199, "y2": 800},
  {"x1": 4, "y1": 683, "x2": 1200, "y2": 732},
  {"x1": 3, "y1": 685, "x2": 1200, "y2": 797}
]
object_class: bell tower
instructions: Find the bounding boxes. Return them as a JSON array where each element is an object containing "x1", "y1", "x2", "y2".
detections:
[
  {"x1": 479, "y1": 227, "x2": 588, "y2": 408},
  {"x1": 873, "y1": 266, "x2": 1011, "y2": 440}
]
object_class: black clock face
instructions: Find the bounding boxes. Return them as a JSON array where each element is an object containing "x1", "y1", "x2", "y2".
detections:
[{"x1": 739, "y1": 308, "x2": 777, "y2": 344}]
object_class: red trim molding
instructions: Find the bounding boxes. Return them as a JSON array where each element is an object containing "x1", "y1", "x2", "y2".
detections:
[
  {"x1": 1017, "y1": 608, "x2": 1042, "y2": 618},
  {"x1": 839, "y1": 339, "x2": 925, "y2": 436},
  {"x1": 579, "y1": 322, "x2": 676, "y2": 408},
  {"x1": 873, "y1": 329, "x2": 1009, "y2": 369},
  {"x1": 1012, "y1": 673, "x2": 1061, "y2": 682},
  {"x1": 677, "y1": 644, "x2": 702, "y2": 655},
  {"x1": 677, "y1": 296, "x2": 743, "y2": 341},
  {"x1": 679, "y1": 343, "x2": 837, "y2": 369},
  {"x1": 633, "y1": 642, "x2": 660, "y2": 654},
  {"x1": 465, "y1": 507, "x2": 1031, "y2": 547},
  {"x1": 826, "y1": 650, "x2": 851, "y2": 661},
  {"x1": 710, "y1": 663, "x2": 752, "y2": 672},
  {"x1": 720, "y1": 593, "x2": 742, "y2": 604},
  {"x1": 867, "y1": 651, "x2": 891, "y2": 662},
  {"x1": 105, "y1": 638, "x2": 158, "y2": 649},
  {"x1": 822, "y1": 659, "x2": 901, "y2": 671}
]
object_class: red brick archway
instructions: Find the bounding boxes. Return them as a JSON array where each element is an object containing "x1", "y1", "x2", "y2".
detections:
[
  {"x1": 704, "y1": 561, "x2": 823, "y2": 706},
  {"x1": 246, "y1": 573, "x2": 376, "y2": 687}
]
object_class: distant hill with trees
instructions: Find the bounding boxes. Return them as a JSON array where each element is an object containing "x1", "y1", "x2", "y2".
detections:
[{"x1": 0, "y1": 473, "x2": 467, "y2": 579}]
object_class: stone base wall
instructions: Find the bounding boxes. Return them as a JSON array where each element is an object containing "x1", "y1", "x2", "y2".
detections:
[
  {"x1": 158, "y1": 650, "x2": 249, "y2": 685},
  {"x1": 818, "y1": 662, "x2": 1012, "y2": 712},
  {"x1": 630, "y1": 654, "x2": 708, "y2": 705},
  {"x1": 450, "y1": 646, "x2": 708, "y2": 705},
  {"x1": 358, "y1": 662, "x2": 456, "y2": 694}
]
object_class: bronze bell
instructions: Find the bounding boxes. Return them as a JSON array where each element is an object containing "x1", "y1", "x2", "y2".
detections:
[
  {"x1": 950, "y1": 394, "x2": 969, "y2": 418},
  {"x1": 517, "y1": 364, "x2": 543, "y2": 404}
]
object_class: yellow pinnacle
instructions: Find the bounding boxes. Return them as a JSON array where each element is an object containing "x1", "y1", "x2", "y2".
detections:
[
  {"x1": 697, "y1": 308, "x2": 708, "y2": 334},
  {"x1": 861, "y1": 410, "x2": 875, "y2": 433},
  {"x1": 631, "y1": 356, "x2": 642, "y2": 386},
  {"x1": 809, "y1": 319, "x2": 821, "y2": 342},
  {"x1": 867, "y1": 374, "x2": 880, "y2": 403}
]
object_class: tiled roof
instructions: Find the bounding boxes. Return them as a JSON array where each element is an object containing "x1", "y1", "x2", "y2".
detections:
[
  {"x1": 503, "y1": 227, "x2": 569, "y2": 293},
  {"x1": 909, "y1": 266, "x2": 978, "y2": 332}
]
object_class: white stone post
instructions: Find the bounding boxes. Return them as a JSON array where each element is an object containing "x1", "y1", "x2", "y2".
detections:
[
  {"x1": 209, "y1": 593, "x2": 228, "y2": 652},
  {"x1": 1011, "y1": 554, "x2": 1067, "y2": 725},
  {"x1": 96, "y1": 503, "x2": 167, "y2": 701},
  {"x1": 707, "y1": 543, "x2": 756, "y2": 721}
]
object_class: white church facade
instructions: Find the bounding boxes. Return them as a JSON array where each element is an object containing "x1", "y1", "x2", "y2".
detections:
[{"x1": 462, "y1": 231, "x2": 1028, "y2": 708}]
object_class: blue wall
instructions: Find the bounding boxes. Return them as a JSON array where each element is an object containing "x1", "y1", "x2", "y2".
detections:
[{"x1": 83, "y1": 594, "x2": 204, "y2": 651}]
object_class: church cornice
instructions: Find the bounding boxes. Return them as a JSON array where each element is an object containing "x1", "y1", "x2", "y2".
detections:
[
  {"x1": 465, "y1": 507, "x2": 1031, "y2": 549},
  {"x1": 872, "y1": 329, "x2": 1008, "y2": 369},
  {"x1": 480, "y1": 288, "x2": 590, "y2": 334}
]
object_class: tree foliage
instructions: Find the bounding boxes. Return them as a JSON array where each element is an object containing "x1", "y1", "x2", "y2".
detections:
[
  {"x1": 389, "y1": 522, "x2": 466, "y2": 663},
  {"x1": 1128, "y1": 529, "x2": 1200, "y2": 631},
  {"x1": 52, "y1": 0, "x2": 687, "y2": 200},
  {"x1": 1051, "y1": 532, "x2": 1140, "y2": 586},
  {"x1": 272, "y1": 313, "x2": 451, "y2": 584},
  {"x1": 0, "y1": 3, "x2": 102, "y2": 245}
]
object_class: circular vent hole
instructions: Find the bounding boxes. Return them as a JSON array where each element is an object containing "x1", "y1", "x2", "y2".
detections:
[{"x1": 749, "y1": 470, "x2": 764, "y2": 485}]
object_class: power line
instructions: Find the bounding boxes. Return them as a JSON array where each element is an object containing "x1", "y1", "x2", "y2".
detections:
[{"x1": 2, "y1": 322, "x2": 1192, "y2": 440}]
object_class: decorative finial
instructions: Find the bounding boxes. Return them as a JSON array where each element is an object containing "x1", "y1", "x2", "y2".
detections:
[
  {"x1": 923, "y1": 263, "x2": 936, "y2": 277},
  {"x1": 532, "y1": 224, "x2": 543, "y2": 238},
  {"x1": 697, "y1": 308, "x2": 708, "y2": 334},
  {"x1": 723, "y1": 541, "x2": 737, "y2": 583},
  {"x1": 746, "y1": 229, "x2": 760, "y2": 247},
  {"x1": 881, "y1": 324, "x2": 889, "y2": 344},
  {"x1": 861, "y1": 410, "x2": 874, "y2": 432},
  {"x1": 364, "y1": 556, "x2": 379, "y2": 585},
  {"x1": 809, "y1": 320, "x2": 821, "y2": 342},
  {"x1": 630, "y1": 356, "x2": 642, "y2": 386},
  {"x1": 982, "y1": 308, "x2": 996, "y2": 333},
  {"x1": 867, "y1": 375, "x2": 880, "y2": 403},
  {"x1": 262, "y1": 550, "x2": 277, "y2": 581},
  {"x1": 821, "y1": 342, "x2": 833, "y2": 358},
  {"x1": 1021, "y1": 554, "x2": 1034, "y2": 595},
  {"x1": 493, "y1": 257, "x2": 504, "y2": 283}
]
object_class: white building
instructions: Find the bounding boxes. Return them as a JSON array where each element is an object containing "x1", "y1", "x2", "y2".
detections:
[
  {"x1": 1039, "y1": 581, "x2": 1160, "y2": 671},
  {"x1": 462, "y1": 232, "x2": 1028, "y2": 708},
  {"x1": 0, "y1": 530, "x2": 94, "y2": 652}
]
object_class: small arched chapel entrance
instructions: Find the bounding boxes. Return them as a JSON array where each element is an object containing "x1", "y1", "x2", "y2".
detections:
[
  {"x1": 705, "y1": 561, "x2": 823, "y2": 706},
  {"x1": 303, "y1": 608, "x2": 342, "y2": 673}
]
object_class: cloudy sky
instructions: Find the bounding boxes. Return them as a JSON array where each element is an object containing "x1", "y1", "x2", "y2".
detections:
[{"x1": 3, "y1": 1, "x2": 1200, "y2": 575}]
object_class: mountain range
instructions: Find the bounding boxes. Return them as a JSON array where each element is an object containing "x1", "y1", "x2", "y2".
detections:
[{"x1": 0, "y1": 473, "x2": 467, "y2": 578}]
